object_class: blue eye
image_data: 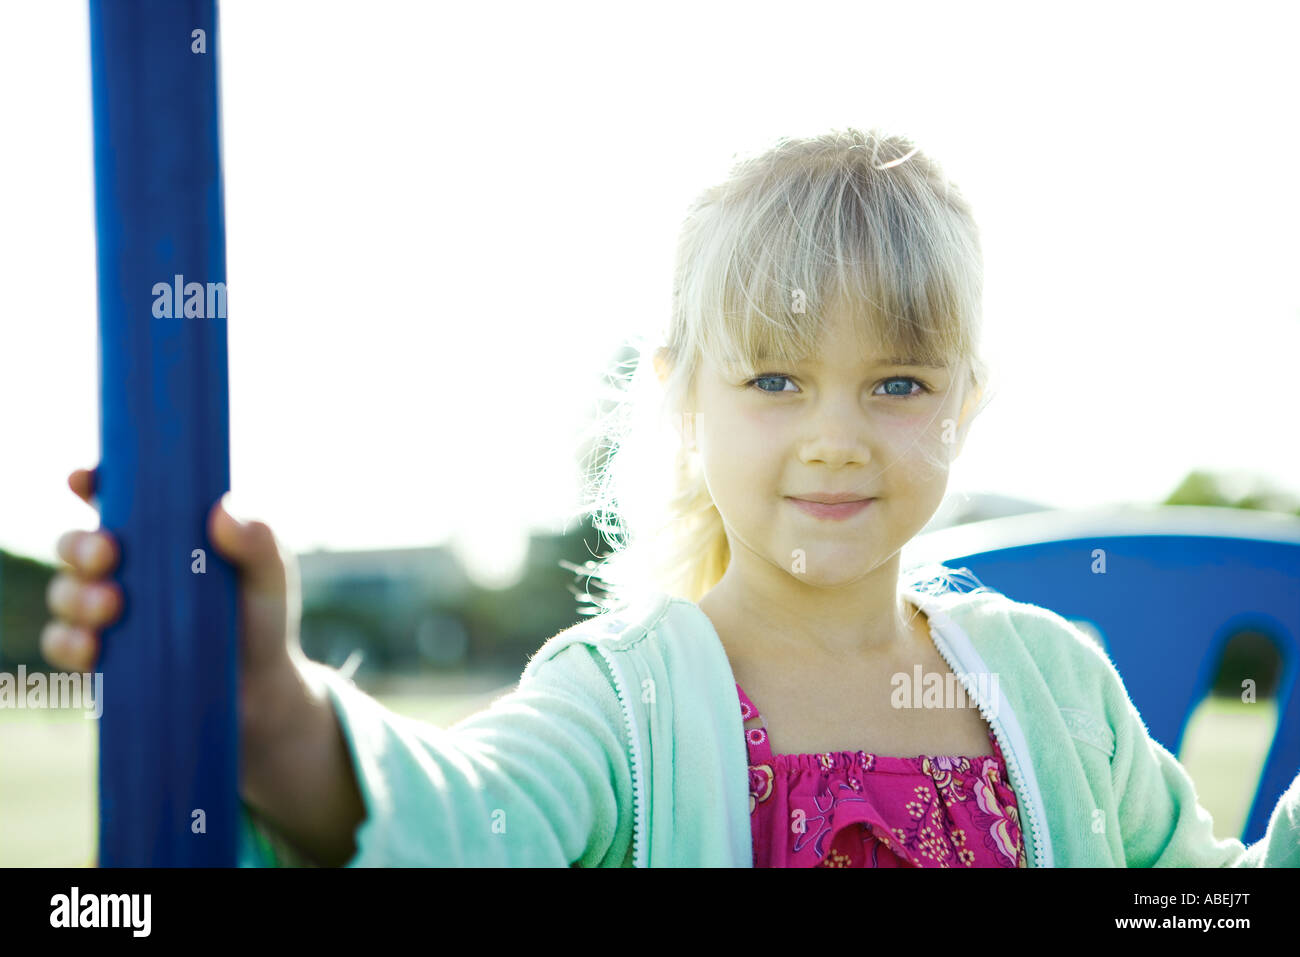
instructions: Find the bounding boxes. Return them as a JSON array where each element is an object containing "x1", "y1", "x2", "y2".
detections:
[
  {"x1": 876, "y1": 377, "x2": 929, "y2": 397},
  {"x1": 749, "y1": 374, "x2": 796, "y2": 393}
]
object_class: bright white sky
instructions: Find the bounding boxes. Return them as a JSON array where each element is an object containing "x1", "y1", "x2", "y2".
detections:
[{"x1": 3, "y1": 0, "x2": 1298, "y2": 586}]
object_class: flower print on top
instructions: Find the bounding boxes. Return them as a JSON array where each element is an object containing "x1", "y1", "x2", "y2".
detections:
[{"x1": 737, "y1": 682, "x2": 1027, "y2": 868}]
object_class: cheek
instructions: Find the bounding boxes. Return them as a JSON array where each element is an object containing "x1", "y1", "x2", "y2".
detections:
[
  {"x1": 874, "y1": 411, "x2": 955, "y2": 476},
  {"x1": 873, "y1": 410, "x2": 932, "y2": 452},
  {"x1": 733, "y1": 403, "x2": 777, "y2": 433},
  {"x1": 699, "y1": 414, "x2": 784, "y2": 503},
  {"x1": 704, "y1": 406, "x2": 783, "y2": 455}
]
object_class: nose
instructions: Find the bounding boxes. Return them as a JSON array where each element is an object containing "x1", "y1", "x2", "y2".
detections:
[{"x1": 797, "y1": 394, "x2": 872, "y2": 469}]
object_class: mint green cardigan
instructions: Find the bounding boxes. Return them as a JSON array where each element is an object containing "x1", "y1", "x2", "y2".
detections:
[{"x1": 237, "y1": 584, "x2": 1300, "y2": 867}]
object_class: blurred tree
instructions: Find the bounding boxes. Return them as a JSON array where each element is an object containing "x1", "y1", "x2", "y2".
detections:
[
  {"x1": 1165, "y1": 470, "x2": 1300, "y2": 516},
  {"x1": 0, "y1": 551, "x2": 53, "y2": 670}
]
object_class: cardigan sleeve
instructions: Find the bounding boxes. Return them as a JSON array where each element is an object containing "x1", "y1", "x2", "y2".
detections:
[
  {"x1": 1099, "y1": 647, "x2": 1300, "y2": 867},
  {"x1": 236, "y1": 644, "x2": 636, "y2": 867}
]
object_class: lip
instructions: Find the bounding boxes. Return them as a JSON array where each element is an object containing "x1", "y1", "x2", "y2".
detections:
[{"x1": 786, "y1": 496, "x2": 875, "y2": 520}]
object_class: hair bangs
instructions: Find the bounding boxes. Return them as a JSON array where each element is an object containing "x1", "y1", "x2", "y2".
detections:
[{"x1": 684, "y1": 142, "x2": 979, "y2": 382}]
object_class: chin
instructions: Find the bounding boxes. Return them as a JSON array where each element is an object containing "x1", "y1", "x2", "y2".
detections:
[{"x1": 783, "y1": 552, "x2": 880, "y2": 588}]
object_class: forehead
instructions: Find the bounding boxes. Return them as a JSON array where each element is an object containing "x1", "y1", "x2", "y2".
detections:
[
  {"x1": 806, "y1": 300, "x2": 941, "y2": 361},
  {"x1": 720, "y1": 314, "x2": 948, "y2": 371},
  {"x1": 699, "y1": 286, "x2": 962, "y2": 381}
]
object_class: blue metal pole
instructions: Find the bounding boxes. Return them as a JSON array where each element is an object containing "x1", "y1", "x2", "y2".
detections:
[{"x1": 88, "y1": 0, "x2": 238, "y2": 866}]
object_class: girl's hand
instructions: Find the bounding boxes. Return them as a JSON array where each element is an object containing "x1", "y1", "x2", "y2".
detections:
[
  {"x1": 42, "y1": 465, "x2": 310, "y2": 750},
  {"x1": 44, "y1": 466, "x2": 364, "y2": 864}
]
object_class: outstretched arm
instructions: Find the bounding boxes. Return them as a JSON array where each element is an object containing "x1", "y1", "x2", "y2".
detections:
[{"x1": 239, "y1": 643, "x2": 635, "y2": 867}]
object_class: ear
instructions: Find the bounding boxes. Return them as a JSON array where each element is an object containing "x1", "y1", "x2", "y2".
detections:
[
  {"x1": 653, "y1": 347, "x2": 671, "y2": 386},
  {"x1": 958, "y1": 385, "x2": 983, "y2": 424},
  {"x1": 951, "y1": 385, "x2": 984, "y2": 459}
]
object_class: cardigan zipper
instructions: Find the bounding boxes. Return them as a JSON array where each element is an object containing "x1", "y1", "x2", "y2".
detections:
[
  {"x1": 922, "y1": 613, "x2": 1047, "y2": 869},
  {"x1": 587, "y1": 644, "x2": 648, "y2": 868}
]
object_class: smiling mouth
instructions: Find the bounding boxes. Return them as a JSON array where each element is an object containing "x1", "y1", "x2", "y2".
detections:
[{"x1": 785, "y1": 496, "x2": 876, "y2": 520}]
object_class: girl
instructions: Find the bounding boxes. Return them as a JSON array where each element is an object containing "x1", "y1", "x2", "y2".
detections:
[{"x1": 46, "y1": 128, "x2": 1300, "y2": 867}]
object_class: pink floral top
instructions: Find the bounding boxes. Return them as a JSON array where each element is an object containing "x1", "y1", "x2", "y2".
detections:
[{"x1": 739, "y1": 683, "x2": 1027, "y2": 868}]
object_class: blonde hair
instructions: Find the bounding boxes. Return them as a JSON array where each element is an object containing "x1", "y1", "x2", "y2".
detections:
[{"x1": 568, "y1": 127, "x2": 994, "y2": 615}]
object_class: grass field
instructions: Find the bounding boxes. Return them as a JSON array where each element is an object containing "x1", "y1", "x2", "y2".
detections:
[{"x1": 0, "y1": 690, "x2": 1279, "y2": 867}]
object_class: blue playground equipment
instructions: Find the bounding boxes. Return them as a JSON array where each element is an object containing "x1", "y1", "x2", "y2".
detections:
[
  {"x1": 88, "y1": 0, "x2": 239, "y2": 865},
  {"x1": 902, "y1": 504, "x2": 1300, "y2": 845}
]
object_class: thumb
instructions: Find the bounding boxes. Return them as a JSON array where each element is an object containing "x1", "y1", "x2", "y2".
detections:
[
  {"x1": 207, "y1": 495, "x2": 303, "y2": 678},
  {"x1": 208, "y1": 495, "x2": 286, "y2": 595}
]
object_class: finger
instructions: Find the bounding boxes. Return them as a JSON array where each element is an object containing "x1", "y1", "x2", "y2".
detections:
[
  {"x1": 55, "y1": 529, "x2": 119, "y2": 578},
  {"x1": 46, "y1": 572, "x2": 122, "y2": 628},
  {"x1": 40, "y1": 622, "x2": 98, "y2": 673},
  {"x1": 68, "y1": 467, "x2": 97, "y2": 507}
]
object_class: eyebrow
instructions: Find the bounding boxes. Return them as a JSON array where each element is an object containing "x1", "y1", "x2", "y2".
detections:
[
  {"x1": 875, "y1": 357, "x2": 948, "y2": 369},
  {"x1": 746, "y1": 354, "x2": 949, "y2": 370}
]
